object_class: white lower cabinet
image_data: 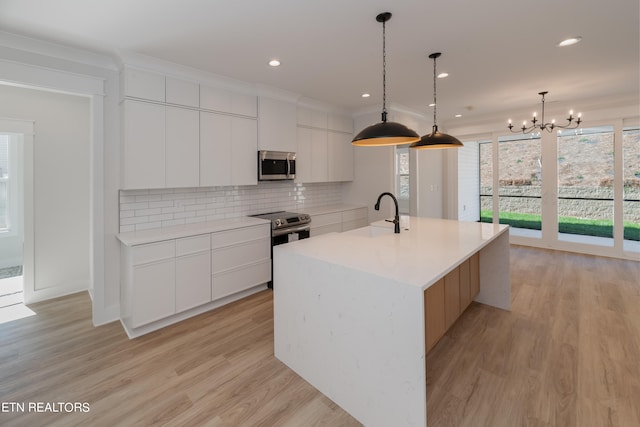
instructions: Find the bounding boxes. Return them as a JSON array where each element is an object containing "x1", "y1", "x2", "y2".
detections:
[
  {"x1": 120, "y1": 223, "x2": 271, "y2": 338},
  {"x1": 131, "y1": 259, "x2": 175, "y2": 328},
  {"x1": 341, "y1": 207, "x2": 368, "y2": 231},
  {"x1": 309, "y1": 207, "x2": 368, "y2": 237},
  {"x1": 175, "y1": 234, "x2": 211, "y2": 313},
  {"x1": 211, "y1": 226, "x2": 271, "y2": 300}
]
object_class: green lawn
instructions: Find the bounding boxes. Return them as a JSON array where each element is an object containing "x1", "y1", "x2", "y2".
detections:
[{"x1": 480, "y1": 210, "x2": 640, "y2": 241}]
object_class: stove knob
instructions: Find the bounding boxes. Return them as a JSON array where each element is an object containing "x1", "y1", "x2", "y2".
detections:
[{"x1": 275, "y1": 219, "x2": 282, "y2": 227}]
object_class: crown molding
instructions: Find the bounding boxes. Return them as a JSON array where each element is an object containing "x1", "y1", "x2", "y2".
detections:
[{"x1": 0, "y1": 30, "x2": 117, "y2": 71}]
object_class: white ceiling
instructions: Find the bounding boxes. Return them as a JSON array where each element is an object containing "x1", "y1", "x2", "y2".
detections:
[{"x1": 0, "y1": 0, "x2": 638, "y2": 127}]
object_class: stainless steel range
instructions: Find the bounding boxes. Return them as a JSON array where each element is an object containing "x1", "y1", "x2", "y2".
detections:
[{"x1": 250, "y1": 211, "x2": 311, "y2": 288}]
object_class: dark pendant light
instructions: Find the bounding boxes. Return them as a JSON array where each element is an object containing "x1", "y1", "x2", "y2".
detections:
[
  {"x1": 410, "y1": 52, "x2": 463, "y2": 149},
  {"x1": 352, "y1": 12, "x2": 420, "y2": 146}
]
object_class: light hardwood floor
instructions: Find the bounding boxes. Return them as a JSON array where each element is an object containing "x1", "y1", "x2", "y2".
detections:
[{"x1": 0, "y1": 246, "x2": 638, "y2": 426}]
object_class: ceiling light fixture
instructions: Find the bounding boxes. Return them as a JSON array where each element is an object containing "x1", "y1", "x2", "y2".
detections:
[
  {"x1": 361, "y1": 93, "x2": 371, "y2": 98},
  {"x1": 410, "y1": 52, "x2": 463, "y2": 150},
  {"x1": 558, "y1": 36, "x2": 582, "y2": 47},
  {"x1": 508, "y1": 91, "x2": 582, "y2": 134},
  {"x1": 437, "y1": 72, "x2": 449, "y2": 78},
  {"x1": 352, "y1": 12, "x2": 420, "y2": 146},
  {"x1": 269, "y1": 59, "x2": 281, "y2": 67}
]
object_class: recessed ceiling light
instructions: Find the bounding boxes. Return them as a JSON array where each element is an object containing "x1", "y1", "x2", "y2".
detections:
[
  {"x1": 558, "y1": 36, "x2": 582, "y2": 47},
  {"x1": 429, "y1": 103, "x2": 436, "y2": 107},
  {"x1": 455, "y1": 114, "x2": 462, "y2": 118},
  {"x1": 437, "y1": 72, "x2": 449, "y2": 78},
  {"x1": 361, "y1": 93, "x2": 371, "y2": 98},
  {"x1": 269, "y1": 59, "x2": 281, "y2": 67}
]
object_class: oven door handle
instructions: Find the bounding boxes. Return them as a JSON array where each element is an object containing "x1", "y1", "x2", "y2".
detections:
[{"x1": 272, "y1": 225, "x2": 311, "y2": 237}]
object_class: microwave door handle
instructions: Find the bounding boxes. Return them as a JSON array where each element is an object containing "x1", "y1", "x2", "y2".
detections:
[{"x1": 286, "y1": 153, "x2": 290, "y2": 178}]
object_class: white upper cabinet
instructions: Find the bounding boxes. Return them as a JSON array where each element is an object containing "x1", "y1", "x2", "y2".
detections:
[
  {"x1": 328, "y1": 131, "x2": 354, "y2": 182},
  {"x1": 200, "y1": 112, "x2": 257, "y2": 187},
  {"x1": 258, "y1": 97, "x2": 297, "y2": 152},
  {"x1": 121, "y1": 67, "x2": 165, "y2": 102},
  {"x1": 295, "y1": 105, "x2": 354, "y2": 183},
  {"x1": 297, "y1": 106, "x2": 328, "y2": 129},
  {"x1": 231, "y1": 117, "x2": 258, "y2": 186},
  {"x1": 121, "y1": 100, "x2": 166, "y2": 189},
  {"x1": 200, "y1": 85, "x2": 257, "y2": 117},
  {"x1": 166, "y1": 106, "x2": 199, "y2": 188},
  {"x1": 166, "y1": 77, "x2": 199, "y2": 108},
  {"x1": 200, "y1": 112, "x2": 232, "y2": 186},
  {"x1": 328, "y1": 113, "x2": 354, "y2": 133}
]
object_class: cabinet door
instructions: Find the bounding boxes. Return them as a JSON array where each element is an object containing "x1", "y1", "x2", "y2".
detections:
[
  {"x1": 328, "y1": 113, "x2": 353, "y2": 133},
  {"x1": 131, "y1": 259, "x2": 175, "y2": 327},
  {"x1": 444, "y1": 267, "x2": 461, "y2": 329},
  {"x1": 166, "y1": 106, "x2": 199, "y2": 188},
  {"x1": 296, "y1": 127, "x2": 312, "y2": 183},
  {"x1": 231, "y1": 117, "x2": 258, "y2": 185},
  {"x1": 459, "y1": 258, "x2": 472, "y2": 311},
  {"x1": 424, "y1": 278, "x2": 445, "y2": 353},
  {"x1": 122, "y1": 100, "x2": 165, "y2": 189},
  {"x1": 166, "y1": 77, "x2": 199, "y2": 108},
  {"x1": 470, "y1": 252, "x2": 480, "y2": 298},
  {"x1": 122, "y1": 67, "x2": 165, "y2": 102},
  {"x1": 311, "y1": 128, "x2": 328, "y2": 182},
  {"x1": 328, "y1": 131, "x2": 354, "y2": 182},
  {"x1": 258, "y1": 97, "x2": 297, "y2": 152},
  {"x1": 175, "y1": 252, "x2": 211, "y2": 313},
  {"x1": 200, "y1": 111, "x2": 232, "y2": 186}
]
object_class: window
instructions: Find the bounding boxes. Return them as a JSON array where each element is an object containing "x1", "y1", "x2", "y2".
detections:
[
  {"x1": 557, "y1": 126, "x2": 614, "y2": 243},
  {"x1": 479, "y1": 141, "x2": 493, "y2": 223},
  {"x1": 396, "y1": 146, "x2": 410, "y2": 199},
  {"x1": 497, "y1": 134, "x2": 542, "y2": 232}
]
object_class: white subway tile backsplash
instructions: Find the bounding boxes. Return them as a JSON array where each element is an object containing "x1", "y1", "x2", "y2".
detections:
[{"x1": 119, "y1": 181, "x2": 344, "y2": 233}]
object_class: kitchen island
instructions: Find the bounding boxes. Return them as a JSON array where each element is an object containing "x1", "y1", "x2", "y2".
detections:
[{"x1": 273, "y1": 217, "x2": 510, "y2": 427}]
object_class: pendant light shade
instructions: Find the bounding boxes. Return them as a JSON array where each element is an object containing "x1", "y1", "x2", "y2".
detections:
[
  {"x1": 410, "y1": 52, "x2": 463, "y2": 149},
  {"x1": 352, "y1": 12, "x2": 420, "y2": 147}
]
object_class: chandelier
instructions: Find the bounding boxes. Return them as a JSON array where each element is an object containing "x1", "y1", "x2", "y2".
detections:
[{"x1": 508, "y1": 91, "x2": 581, "y2": 134}]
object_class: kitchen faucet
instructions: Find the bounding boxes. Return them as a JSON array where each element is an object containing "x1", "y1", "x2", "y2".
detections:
[{"x1": 374, "y1": 192, "x2": 400, "y2": 234}]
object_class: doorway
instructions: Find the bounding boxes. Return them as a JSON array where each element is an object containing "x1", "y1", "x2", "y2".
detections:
[{"x1": 0, "y1": 120, "x2": 34, "y2": 322}]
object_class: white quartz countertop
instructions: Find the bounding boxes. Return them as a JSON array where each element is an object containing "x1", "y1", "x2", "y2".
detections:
[
  {"x1": 298, "y1": 203, "x2": 367, "y2": 216},
  {"x1": 276, "y1": 216, "x2": 509, "y2": 290},
  {"x1": 117, "y1": 216, "x2": 271, "y2": 246}
]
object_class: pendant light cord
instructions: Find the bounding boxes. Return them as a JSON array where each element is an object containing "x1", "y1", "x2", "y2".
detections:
[
  {"x1": 381, "y1": 19, "x2": 387, "y2": 122},
  {"x1": 432, "y1": 55, "x2": 437, "y2": 130}
]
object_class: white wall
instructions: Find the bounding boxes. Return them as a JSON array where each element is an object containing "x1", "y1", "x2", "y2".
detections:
[
  {"x1": 457, "y1": 140, "x2": 480, "y2": 222},
  {"x1": 0, "y1": 84, "x2": 90, "y2": 296}
]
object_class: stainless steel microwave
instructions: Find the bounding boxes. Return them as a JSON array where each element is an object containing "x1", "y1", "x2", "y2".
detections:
[{"x1": 258, "y1": 151, "x2": 296, "y2": 181}]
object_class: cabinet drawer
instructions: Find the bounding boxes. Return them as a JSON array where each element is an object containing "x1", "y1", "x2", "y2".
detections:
[
  {"x1": 342, "y1": 207, "x2": 367, "y2": 222},
  {"x1": 311, "y1": 223, "x2": 342, "y2": 237},
  {"x1": 212, "y1": 260, "x2": 271, "y2": 301},
  {"x1": 211, "y1": 225, "x2": 270, "y2": 249},
  {"x1": 311, "y1": 212, "x2": 342, "y2": 227},
  {"x1": 132, "y1": 241, "x2": 175, "y2": 265},
  {"x1": 212, "y1": 239, "x2": 270, "y2": 274},
  {"x1": 176, "y1": 234, "x2": 210, "y2": 257},
  {"x1": 342, "y1": 218, "x2": 368, "y2": 232}
]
